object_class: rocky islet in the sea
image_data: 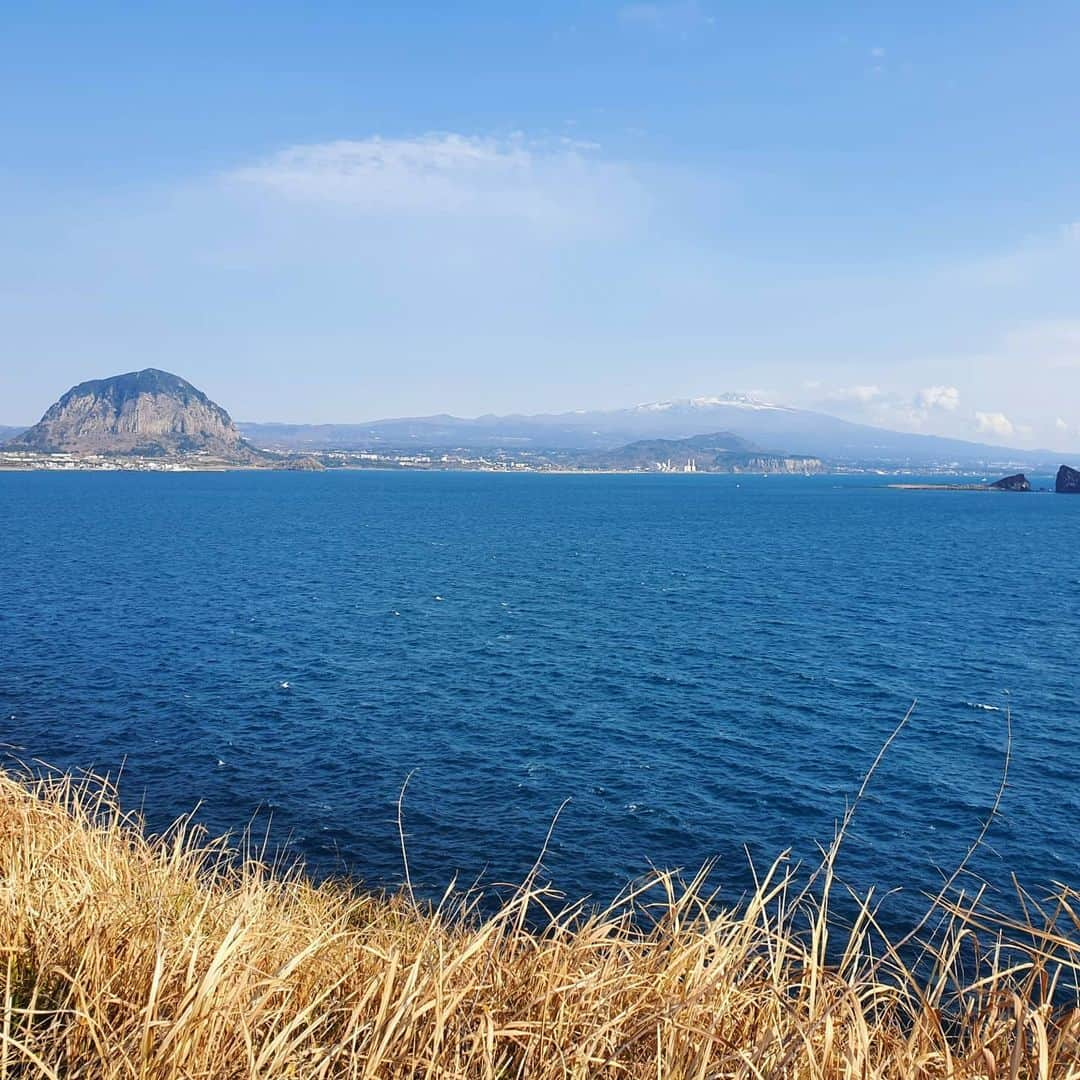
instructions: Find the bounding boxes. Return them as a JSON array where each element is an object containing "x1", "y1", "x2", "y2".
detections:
[
  {"x1": 1056, "y1": 464, "x2": 1080, "y2": 493},
  {"x1": 989, "y1": 473, "x2": 1031, "y2": 492}
]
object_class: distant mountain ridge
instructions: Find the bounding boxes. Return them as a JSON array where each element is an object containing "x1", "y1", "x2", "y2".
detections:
[
  {"x1": 6, "y1": 369, "x2": 263, "y2": 461},
  {"x1": 7, "y1": 378, "x2": 1074, "y2": 468},
  {"x1": 240, "y1": 394, "x2": 1064, "y2": 467}
]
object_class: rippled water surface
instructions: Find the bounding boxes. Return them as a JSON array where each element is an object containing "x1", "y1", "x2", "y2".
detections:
[{"x1": 2, "y1": 471, "x2": 1077, "y2": 923}]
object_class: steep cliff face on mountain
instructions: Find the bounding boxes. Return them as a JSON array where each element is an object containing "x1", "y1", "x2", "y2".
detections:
[{"x1": 6, "y1": 369, "x2": 263, "y2": 460}]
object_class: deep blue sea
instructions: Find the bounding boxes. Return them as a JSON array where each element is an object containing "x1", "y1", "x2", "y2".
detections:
[{"x1": 2, "y1": 471, "x2": 1077, "y2": 927}]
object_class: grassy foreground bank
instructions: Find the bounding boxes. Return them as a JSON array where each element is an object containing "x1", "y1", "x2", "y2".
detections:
[{"x1": 1, "y1": 770, "x2": 1078, "y2": 1078}]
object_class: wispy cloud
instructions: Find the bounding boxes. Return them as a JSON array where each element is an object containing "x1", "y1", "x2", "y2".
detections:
[{"x1": 227, "y1": 134, "x2": 640, "y2": 230}]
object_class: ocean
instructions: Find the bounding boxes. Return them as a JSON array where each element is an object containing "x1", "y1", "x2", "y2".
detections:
[{"x1": 2, "y1": 470, "x2": 1077, "y2": 928}]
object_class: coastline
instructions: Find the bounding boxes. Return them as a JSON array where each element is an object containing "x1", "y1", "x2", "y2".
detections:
[
  {"x1": 0, "y1": 459, "x2": 827, "y2": 476},
  {"x1": 889, "y1": 483, "x2": 1008, "y2": 491}
]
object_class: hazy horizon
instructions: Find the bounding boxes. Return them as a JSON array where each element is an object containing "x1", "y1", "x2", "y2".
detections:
[
  {"x1": 7, "y1": 377, "x2": 1080, "y2": 458},
  {"x1": 4, "y1": 3, "x2": 1080, "y2": 449}
]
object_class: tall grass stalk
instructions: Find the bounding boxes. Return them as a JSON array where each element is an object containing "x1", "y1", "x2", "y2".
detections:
[{"x1": 1, "y1": 764, "x2": 1078, "y2": 1078}]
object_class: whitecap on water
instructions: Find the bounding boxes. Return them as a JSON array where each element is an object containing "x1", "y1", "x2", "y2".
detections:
[{"x1": 965, "y1": 701, "x2": 1001, "y2": 712}]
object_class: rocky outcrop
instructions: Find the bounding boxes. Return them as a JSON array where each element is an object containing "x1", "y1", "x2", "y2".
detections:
[
  {"x1": 990, "y1": 474, "x2": 1030, "y2": 492},
  {"x1": 737, "y1": 456, "x2": 824, "y2": 474},
  {"x1": 1056, "y1": 465, "x2": 1080, "y2": 493},
  {"x1": 274, "y1": 455, "x2": 326, "y2": 471},
  {"x1": 6, "y1": 369, "x2": 264, "y2": 461},
  {"x1": 595, "y1": 433, "x2": 824, "y2": 474}
]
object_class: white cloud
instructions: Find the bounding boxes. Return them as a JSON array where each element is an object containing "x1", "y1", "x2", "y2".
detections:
[
  {"x1": 819, "y1": 384, "x2": 959, "y2": 431},
  {"x1": 227, "y1": 134, "x2": 640, "y2": 228},
  {"x1": 915, "y1": 385, "x2": 959, "y2": 412},
  {"x1": 1056, "y1": 417, "x2": 1070, "y2": 432},
  {"x1": 974, "y1": 411, "x2": 1015, "y2": 439}
]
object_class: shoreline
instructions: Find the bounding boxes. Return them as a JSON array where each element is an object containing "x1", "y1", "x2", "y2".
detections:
[
  {"x1": 889, "y1": 483, "x2": 1005, "y2": 491},
  {"x1": 0, "y1": 460, "x2": 1036, "y2": 480},
  {"x1": 0, "y1": 461, "x2": 828, "y2": 476}
]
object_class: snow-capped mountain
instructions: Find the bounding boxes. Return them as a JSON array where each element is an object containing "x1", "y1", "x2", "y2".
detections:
[
  {"x1": 630, "y1": 394, "x2": 795, "y2": 414},
  {"x1": 238, "y1": 393, "x2": 1060, "y2": 467}
]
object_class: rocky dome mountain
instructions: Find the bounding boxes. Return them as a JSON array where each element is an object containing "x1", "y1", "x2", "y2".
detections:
[{"x1": 6, "y1": 369, "x2": 263, "y2": 461}]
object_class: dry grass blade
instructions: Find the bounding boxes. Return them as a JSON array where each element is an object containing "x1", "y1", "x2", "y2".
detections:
[{"x1": 0, "y1": 761, "x2": 1078, "y2": 1078}]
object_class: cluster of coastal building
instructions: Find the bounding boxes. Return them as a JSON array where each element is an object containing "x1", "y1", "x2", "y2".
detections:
[
  {"x1": 321, "y1": 450, "x2": 535, "y2": 471},
  {"x1": 0, "y1": 447, "x2": 1041, "y2": 477},
  {"x1": 0, "y1": 450, "x2": 204, "y2": 471},
  {"x1": 3, "y1": 445, "x2": 1069, "y2": 482},
  {"x1": 0, "y1": 447, "x2": 557, "y2": 473}
]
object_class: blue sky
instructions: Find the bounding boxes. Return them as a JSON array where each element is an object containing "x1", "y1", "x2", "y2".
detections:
[{"x1": 3, "y1": 2, "x2": 1080, "y2": 447}]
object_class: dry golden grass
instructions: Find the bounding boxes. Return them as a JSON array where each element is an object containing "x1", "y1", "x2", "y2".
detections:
[{"x1": 1, "y1": 764, "x2": 1079, "y2": 1078}]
